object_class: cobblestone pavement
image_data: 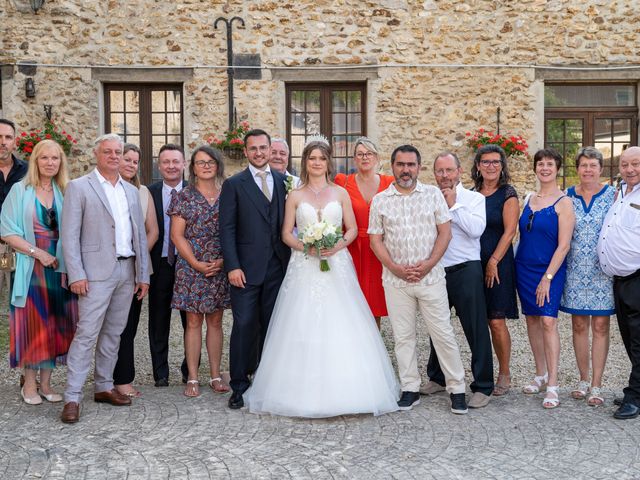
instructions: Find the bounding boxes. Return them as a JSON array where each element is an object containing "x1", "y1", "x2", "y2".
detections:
[
  {"x1": 1, "y1": 382, "x2": 640, "y2": 479},
  {"x1": 1, "y1": 298, "x2": 639, "y2": 479}
]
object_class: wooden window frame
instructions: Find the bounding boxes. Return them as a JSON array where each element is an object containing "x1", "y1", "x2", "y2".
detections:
[
  {"x1": 285, "y1": 82, "x2": 367, "y2": 174},
  {"x1": 104, "y1": 83, "x2": 184, "y2": 184},
  {"x1": 544, "y1": 82, "x2": 638, "y2": 187}
]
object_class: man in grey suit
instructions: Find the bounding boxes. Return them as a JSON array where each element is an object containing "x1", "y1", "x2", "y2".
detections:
[{"x1": 60, "y1": 133, "x2": 150, "y2": 424}]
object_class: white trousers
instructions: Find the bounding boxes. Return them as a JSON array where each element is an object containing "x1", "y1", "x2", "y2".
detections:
[{"x1": 384, "y1": 279, "x2": 466, "y2": 394}]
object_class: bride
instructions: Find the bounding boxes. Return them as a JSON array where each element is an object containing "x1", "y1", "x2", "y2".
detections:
[{"x1": 244, "y1": 137, "x2": 400, "y2": 417}]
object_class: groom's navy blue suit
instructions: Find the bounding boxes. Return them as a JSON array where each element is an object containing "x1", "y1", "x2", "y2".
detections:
[{"x1": 219, "y1": 167, "x2": 291, "y2": 394}]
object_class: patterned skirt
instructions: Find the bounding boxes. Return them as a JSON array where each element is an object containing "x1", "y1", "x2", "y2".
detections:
[{"x1": 10, "y1": 228, "x2": 78, "y2": 369}]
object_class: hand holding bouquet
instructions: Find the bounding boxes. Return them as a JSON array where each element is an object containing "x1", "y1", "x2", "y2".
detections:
[{"x1": 299, "y1": 220, "x2": 343, "y2": 271}]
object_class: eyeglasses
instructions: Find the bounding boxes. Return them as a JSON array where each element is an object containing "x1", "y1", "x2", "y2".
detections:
[
  {"x1": 355, "y1": 151, "x2": 376, "y2": 159},
  {"x1": 434, "y1": 168, "x2": 458, "y2": 177},
  {"x1": 479, "y1": 159, "x2": 502, "y2": 167},
  {"x1": 194, "y1": 160, "x2": 217, "y2": 168},
  {"x1": 44, "y1": 207, "x2": 58, "y2": 230},
  {"x1": 526, "y1": 212, "x2": 535, "y2": 232}
]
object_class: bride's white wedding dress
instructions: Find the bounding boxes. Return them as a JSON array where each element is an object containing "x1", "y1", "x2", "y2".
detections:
[{"x1": 244, "y1": 201, "x2": 400, "y2": 418}]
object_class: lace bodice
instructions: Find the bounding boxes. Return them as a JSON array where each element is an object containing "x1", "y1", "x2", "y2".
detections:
[{"x1": 295, "y1": 201, "x2": 343, "y2": 231}]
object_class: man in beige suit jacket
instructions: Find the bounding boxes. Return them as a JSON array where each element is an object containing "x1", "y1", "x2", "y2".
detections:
[{"x1": 60, "y1": 133, "x2": 149, "y2": 423}]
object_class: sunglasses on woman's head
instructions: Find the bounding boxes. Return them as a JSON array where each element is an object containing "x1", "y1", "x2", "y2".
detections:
[{"x1": 526, "y1": 212, "x2": 535, "y2": 232}]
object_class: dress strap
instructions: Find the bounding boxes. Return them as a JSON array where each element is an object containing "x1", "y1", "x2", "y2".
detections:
[{"x1": 551, "y1": 195, "x2": 566, "y2": 207}]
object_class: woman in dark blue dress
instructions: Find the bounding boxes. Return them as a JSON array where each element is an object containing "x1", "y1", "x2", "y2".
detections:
[
  {"x1": 515, "y1": 148, "x2": 575, "y2": 409},
  {"x1": 472, "y1": 145, "x2": 519, "y2": 396}
]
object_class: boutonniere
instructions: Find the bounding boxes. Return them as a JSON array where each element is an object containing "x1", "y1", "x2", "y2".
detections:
[{"x1": 284, "y1": 175, "x2": 295, "y2": 195}]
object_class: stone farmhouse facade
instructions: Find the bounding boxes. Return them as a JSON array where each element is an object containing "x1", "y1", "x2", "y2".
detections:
[{"x1": 1, "y1": 0, "x2": 638, "y2": 192}]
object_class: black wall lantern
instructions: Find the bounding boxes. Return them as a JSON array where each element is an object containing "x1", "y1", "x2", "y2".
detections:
[
  {"x1": 25, "y1": 78, "x2": 36, "y2": 98},
  {"x1": 30, "y1": 0, "x2": 45, "y2": 14}
]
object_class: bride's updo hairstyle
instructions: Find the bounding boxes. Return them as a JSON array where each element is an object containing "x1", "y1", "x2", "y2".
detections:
[{"x1": 299, "y1": 139, "x2": 335, "y2": 186}]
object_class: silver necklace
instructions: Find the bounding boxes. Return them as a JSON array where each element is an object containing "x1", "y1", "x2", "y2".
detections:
[{"x1": 307, "y1": 183, "x2": 329, "y2": 197}]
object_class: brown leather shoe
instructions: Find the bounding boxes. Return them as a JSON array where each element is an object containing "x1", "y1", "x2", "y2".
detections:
[
  {"x1": 94, "y1": 389, "x2": 132, "y2": 406},
  {"x1": 61, "y1": 402, "x2": 80, "y2": 423}
]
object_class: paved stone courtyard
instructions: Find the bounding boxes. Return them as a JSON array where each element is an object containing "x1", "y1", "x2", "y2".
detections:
[
  {"x1": 1, "y1": 382, "x2": 640, "y2": 479},
  {"x1": 1, "y1": 297, "x2": 639, "y2": 479}
]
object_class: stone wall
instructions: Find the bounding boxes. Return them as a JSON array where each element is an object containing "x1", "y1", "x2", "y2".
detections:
[{"x1": 2, "y1": 0, "x2": 638, "y2": 193}]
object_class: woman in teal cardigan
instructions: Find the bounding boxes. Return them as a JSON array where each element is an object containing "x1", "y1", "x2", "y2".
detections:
[{"x1": 0, "y1": 139, "x2": 78, "y2": 405}]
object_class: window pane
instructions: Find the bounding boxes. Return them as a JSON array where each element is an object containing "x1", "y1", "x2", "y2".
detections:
[
  {"x1": 347, "y1": 113, "x2": 361, "y2": 134},
  {"x1": 291, "y1": 113, "x2": 305, "y2": 135},
  {"x1": 306, "y1": 113, "x2": 320, "y2": 134},
  {"x1": 566, "y1": 119, "x2": 583, "y2": 142},
  {"x1": 110, "y1": 91, "x2": 124, "y2": 112},
  {"x1": 291, "y1": 91, "x2": 305, "y2": 112},
  {"x1": 110, "y1": 113, "x2": 124, "y2": 134},
  {"x1": 152, "y1": 113, "x2": 166, "y2": 134},
  {"x1": 334, "y1": 157, "x2": 349, "y2": 175},
  {"x1": 151, "y1": 91, "x2": 165, "y2": 112},
  {"x1": 594, "y1": 118, "x2": 611, "y2": 142},
  {"x1": 332, "y1": 113, "x2": 346, "y2": 134},
  {"x1": 332, "y1": 135, "x2": 347, "y2": 157},
  {"x1": 167, "y1": 135, "x2": 181, "y2": 146},
  {"x1": 546, "y1": 119, "x2": 565, "y2": 142},
  {"x1": 126, "y1": 135, "x2": 140, "y2": 147},
  {"x1": 545, "y1": 85, "x2": 636, "y2": 107},
  {"x1": 125, "y1": 114, "x2": 139, "y2": 135},
  {"x1": 346, "y1": 134, "x2": 359, "y2": 159},
  {"x1": 290, "y1": 135, "x2": 305, "y2": 159},
  {"x1": 125, "y1": 91, "x2": 139, "y2": 112},
  {"x1": 290, "y1": 157, "x2": 302, "y2": 177},
  {"x1": 595, "y1": 142, "x2": 612, "y2": 163},
  {"x1": 306, "y1": 91, "x2": 320, "y2": 112},
  {"x1": 167, "y1": 91, "x2": 181, "y2": 112},
  {"x1": 332, "y1": 91, "x2": 346, "y2": 112},
  {"x1": 347, "y1": 91, "x2": 361, "y2": 112},
  {"x1": 167, "y1": 113, "x2": 181, "y2": 135},
  {"x1": 613, "y1": 118, "x2": 631, "y2": 142},
  {"x1": 152, "y1": 136, "x2": 166, "y2": 156}
]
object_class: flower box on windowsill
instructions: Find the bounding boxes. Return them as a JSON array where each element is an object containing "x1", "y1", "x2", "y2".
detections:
[{"x1": 223, "y1": 147, "x2": 244, "y2": 161}]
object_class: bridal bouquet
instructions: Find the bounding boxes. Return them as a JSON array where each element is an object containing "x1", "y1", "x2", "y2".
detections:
[{"x1": 299, "y1": 220, "x2": 343, "y2": 272}]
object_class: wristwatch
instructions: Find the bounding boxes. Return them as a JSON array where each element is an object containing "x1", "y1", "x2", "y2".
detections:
[
  {"x1": 28, "y1": 246, "x2": 35, "y2": 256},
  {"x1": 545, "y1": 272, "x2": 554, "y2": 281}
]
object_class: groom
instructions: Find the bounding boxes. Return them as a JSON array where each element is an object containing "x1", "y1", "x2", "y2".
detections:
[{"x1": 219, "y1": 129, "x2": 291, "y2": 409}]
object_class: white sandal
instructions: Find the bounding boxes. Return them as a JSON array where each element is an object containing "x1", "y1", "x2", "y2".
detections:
[
  {"x1": 587, "y1": 386, "x2": 604, "y2": 406},
  {"x1": 523, "y1": 372, "x2": 548, "y2": 394},
  {"x1": 543, "y1": 385, "x2": 560, "y2": 409},
  {"x1": 571, "y1": 380, "x2": 590, "y2": 400},
  {"x1": 184, "y1": 380, "x2": 200, "y2": 398}
]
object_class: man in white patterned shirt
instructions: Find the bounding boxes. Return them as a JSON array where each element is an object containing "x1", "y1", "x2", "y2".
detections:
[{"x1": 369, "y1": 145, "x2": 467, "y2": 414}]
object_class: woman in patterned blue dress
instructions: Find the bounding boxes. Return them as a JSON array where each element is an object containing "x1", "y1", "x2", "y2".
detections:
[
  {"x1": 515, "y1": 149, "x2": 575, "y2": 409},
  {"x1": 169, "y1": 146, "x2": 231, "y2": 398},
  {"x1": 560, "y1": 147, "x2": 615, "y2": 406}
]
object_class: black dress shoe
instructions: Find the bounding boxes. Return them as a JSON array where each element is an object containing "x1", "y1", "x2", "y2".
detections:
[
  {"x1": 228, "y1": 391, "x2": 244, "y2": 409},
  {"x1": 614, "y1": 397, "x2": 623, "y2": 406},
  {"x1": 613, "y1": 402, "x2": 640, "y2": 420},
  {"x1": 154, "y1": 378, "x2": 169, "y2": 387}
]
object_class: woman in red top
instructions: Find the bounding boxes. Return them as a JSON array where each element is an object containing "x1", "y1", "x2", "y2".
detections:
[{"x1": 335, "y1": 137, "x2": 394, "y2": 327}]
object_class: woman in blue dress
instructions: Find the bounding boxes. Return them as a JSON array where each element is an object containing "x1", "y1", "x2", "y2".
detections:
[
  {"x1": 516, "y1": 148, "x2": 575, "y2": 409},
  {"x1": 560, "y1": 147, "x2": 615, "y2": 406}
]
